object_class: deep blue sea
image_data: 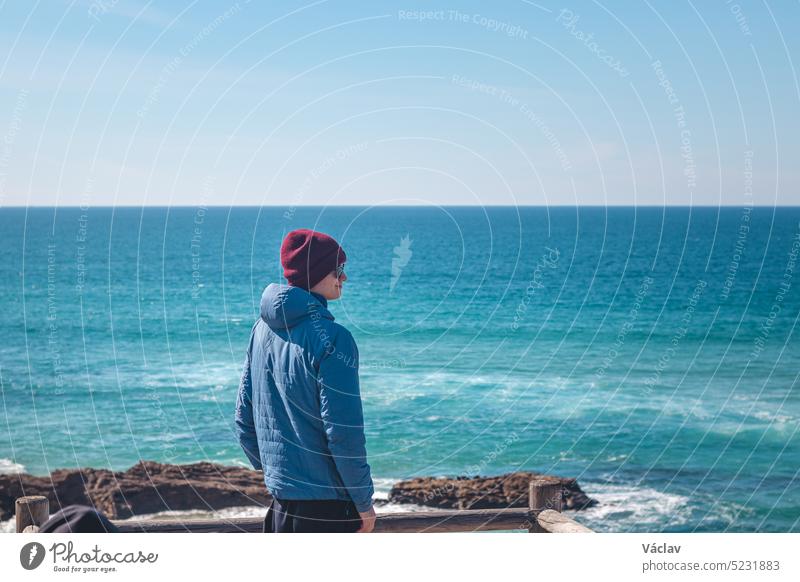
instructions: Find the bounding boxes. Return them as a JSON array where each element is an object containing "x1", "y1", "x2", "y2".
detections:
[{"x1": 1, "y1": 206, "x2": 798, "y2": 532}]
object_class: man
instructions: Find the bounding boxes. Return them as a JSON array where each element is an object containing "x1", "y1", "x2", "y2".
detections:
[{"x1": 235, "y1": 228, "x2": 376, "y2": 533}]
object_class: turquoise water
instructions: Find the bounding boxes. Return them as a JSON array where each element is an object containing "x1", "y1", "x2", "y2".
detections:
[{"x1": 1, "y1": 206, "x2": 798, "y2": 532}]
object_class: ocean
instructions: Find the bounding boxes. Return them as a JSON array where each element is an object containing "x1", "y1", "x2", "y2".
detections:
[{"x1": 1, "y1": 206, "x2": 798, "y2": 532}]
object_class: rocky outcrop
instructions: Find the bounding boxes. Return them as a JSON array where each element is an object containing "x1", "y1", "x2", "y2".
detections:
[
  {"x1": 1, "y1": 463, "x2": 598, "y2": 522},
  {"x1": 0, "y1": 461, "x2": 271, "y2": 521},
  {"x1": 388, "y1": 471, "x2": 598, "y2": 511}
]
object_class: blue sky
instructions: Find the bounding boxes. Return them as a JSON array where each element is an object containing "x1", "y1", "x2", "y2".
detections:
[{"x1": 0, "y1": 0, "x2": 797, "y2": 206}]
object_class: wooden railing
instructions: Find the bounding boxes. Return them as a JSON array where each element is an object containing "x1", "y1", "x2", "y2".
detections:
[{"x1": 15, "y1": 479, "x2": 593, "y2": 533}]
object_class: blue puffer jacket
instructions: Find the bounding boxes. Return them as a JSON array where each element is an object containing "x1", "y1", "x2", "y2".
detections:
[{"x1": 234, "y1": 283, "x2": 374, "y2": 512}]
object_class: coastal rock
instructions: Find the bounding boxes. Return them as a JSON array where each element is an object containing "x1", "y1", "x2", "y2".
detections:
[
  {"x1": 0, "y1": 461, "x2": 272, "y2": 521},
  {"x1": 1, "y1": 463, "x2": 597, "y2": 522},
  {"x1": 388, "y1": 471, "x2": 598, "y2": 511}
]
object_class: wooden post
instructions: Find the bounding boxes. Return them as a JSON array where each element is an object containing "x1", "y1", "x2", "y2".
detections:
[
  {"x1": 15, "y1": 496, "x2": 49, "y2": 533},
  {"x1": 528, "y1": 479, "x2": 562, "y2": 533}
]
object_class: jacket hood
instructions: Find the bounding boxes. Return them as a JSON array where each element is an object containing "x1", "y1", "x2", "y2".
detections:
[{"x1": 260, "y1": 283, "x2": 333, "y2": 330}]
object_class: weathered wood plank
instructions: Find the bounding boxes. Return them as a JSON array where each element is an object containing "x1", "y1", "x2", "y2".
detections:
[
  {"x1": 113, "y1": 507, "x2": 534, "y2": 533},
  {"x1": 373, "y1": 508, "x2": 533, "y2": 533},
  {"x1": 536, "y1": 509, "x2": 594, "y2": 533},
  {"x1": 115, "y1": 516, "x2": 263, "y2": 533}
]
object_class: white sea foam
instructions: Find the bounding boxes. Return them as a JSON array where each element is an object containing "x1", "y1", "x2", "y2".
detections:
[
  {"x1": 371, "y1": 477, "x2": 396, "y2": 499},
  {"x1": 575, "y1": 482, "x2": 692, "y2": 532},
  {"x1": 605, "y1": 454, "x2": 628, "y2": 462},
  {"x1": 123, "y1": 498, "x2": 436, "y2": 524},
  {"x1": 375, "y1": 501, "x2": 437, "y2": 514},
  {"x1": 129, "y1": 504, "x2": 267, "y2": 522},
  {"x1": 752, "y1": 410, "x2": 795, "y2": 424},
  {"x1": 0, "y1": 458, "x2": 25, "y2": 474},
  {"x1": 1, "y1": 459, "x2": 26, "y2": 534}
]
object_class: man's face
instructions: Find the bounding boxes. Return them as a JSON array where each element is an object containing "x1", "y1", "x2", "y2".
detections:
[{"x1": 310, "y1": 268, "x2": 346, "y2": 300}]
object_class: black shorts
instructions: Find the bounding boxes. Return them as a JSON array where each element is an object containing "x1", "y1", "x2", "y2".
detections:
[{"x1": 263, "y1": 497, "x2": 362, "y2": 533}]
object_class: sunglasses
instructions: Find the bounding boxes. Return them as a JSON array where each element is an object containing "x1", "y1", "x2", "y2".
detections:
[{"x1": 334, "y1": 264, "x2": 346, "y2": 279}]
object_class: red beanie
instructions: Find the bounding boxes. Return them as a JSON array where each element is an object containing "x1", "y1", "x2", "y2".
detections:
[{"x1": 280, "y1": 229, "x2": 347, "y2": 290}]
